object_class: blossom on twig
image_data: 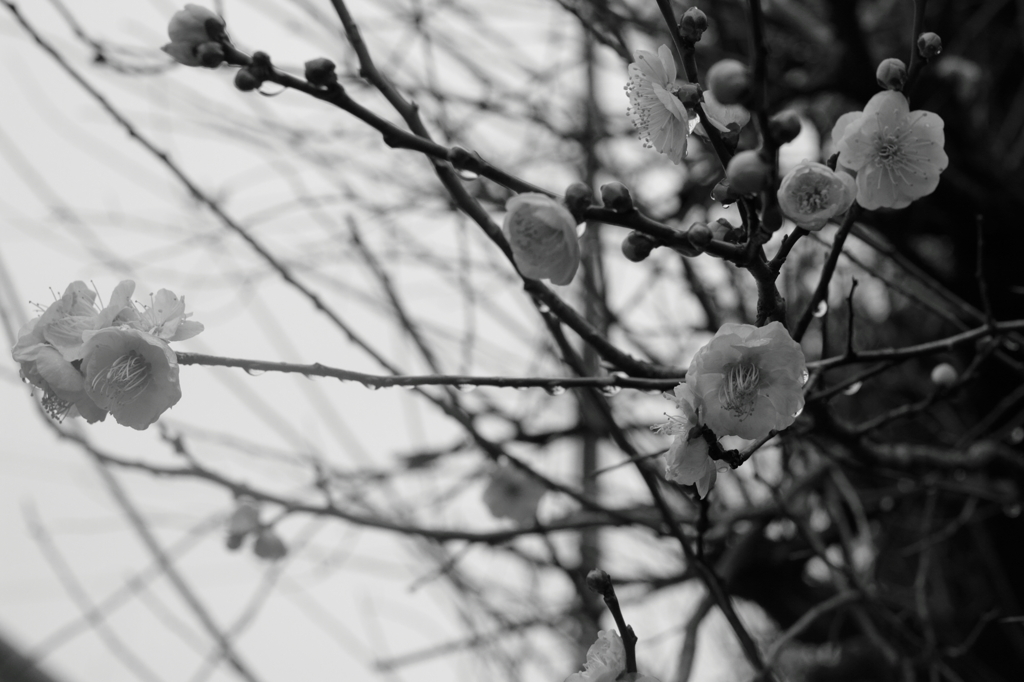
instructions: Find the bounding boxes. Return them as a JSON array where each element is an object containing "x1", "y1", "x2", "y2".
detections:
[
  {"x1": 687, "y1": 322, "x2": 806, "y2": 440},
  {"x1": 565, "y1": 630, "x2": 625, "y2": 682},
  {"x1": 162, "y1": 4, "x2": 226, "y2": 67},
  {"x1": 654, "y1": 384, "x2": 716, "y2": 498},
  {"x1": 626, "y1": 45, "x2": 695, "y2": 164},
  {"x1": 777, "y1": 161, "x2": 857, "y2": 230},
  {"x1": 502, "y1": 193, "x2": 580, "y2": 286},
  {"x1": 832, "y1": 91, "x2": 947, "y2": 210}
]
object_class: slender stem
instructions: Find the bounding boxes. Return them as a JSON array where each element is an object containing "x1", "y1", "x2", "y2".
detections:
[{"x1": 794, "y1": 206, "x2": 860, "y2": 341}]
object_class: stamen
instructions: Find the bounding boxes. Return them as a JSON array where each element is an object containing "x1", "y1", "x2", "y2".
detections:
[
  {"x1": 42, "y1": 392, "x2": 72, "y2": 422},
  {"x1": 720, "y1": 362, "x2": 761, "y2": 418},
  {"x1": 91, "y1": 350, "x2": 152, "y2": 407}
]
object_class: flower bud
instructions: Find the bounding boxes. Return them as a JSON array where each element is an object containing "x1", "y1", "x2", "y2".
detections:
[
  {"x1": 710, "y1": 218, "x2": 734, "y2": 240},
  {"x1": 725, "y1": 150, "x2": 769, "y2": 195},
  {"x1": 225, "y1": 534, "x2": 245, "y2": 551},
  {"x1": 226, "y1": 498, "x2": 261, "y2": 536},
  {"x1": 707, "y1": 59, "x2": 751, "y2": 106},
  {"x1": 196, "y1": 42, "x2": 224, "y2": 68},
  {"x1": 503, "y1": 193, "x2": 580, "y2": 285},
  {"x1": 564, "y1": 182, "x2": 594, "y2": 223},
  {"x1": 679, "y1": 7, "x2": 708, "y2": 42},
  {"x1": 687, "y1": 222, "x2": 713, "y2": 248},
  {"x1": 162, "y1": 5, "x2": 227, "y2": 67},
  {"x1": 674, "y1": 82, "x2": 703, "y2": 106},
  {"x1": 621, "y1": 231, "x2": 656, "y2": 262},
  {"x1": 930, "y1": 363, "x2": 958, "y2": 387},
  {"x1": 876, "y1": 58, "x2": 907, "y2": 91},
  {"x1": 769, "y1": 110, "x2": 802, "y2": 144},
  {"x1": 304, "y1": 57, "x2": 338, "y2": 86},
  {"x1": 600, "y1": 182, "x2": 634, "y2": 212},
  {"x1": 585, "y1": 568, "x2": 612, "y2": 595},
  {"x1": 917, "y1": 32, "x2": 942, "y2": 59},
  {"x1": 253, "y1": 528, "x2": 288, "y2": 560},
  {"x1": 711, "y1": 179, "x2": 740, "y2": 205},
  {"x1": 234, "y1": 68, "x2": 261, "y2": 92}
]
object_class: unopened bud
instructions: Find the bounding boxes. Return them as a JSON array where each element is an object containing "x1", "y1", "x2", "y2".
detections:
[
  {"x1": 304, "y1": 58, "x2": 338, "y2": 86},
  {"x1": 253, "y1": 528, "x2": 288, "y2": 561},
  {"x1": 707, "y1": 59, "x2": 751, "y2": 105},
  {"x1": 917, "y1": 32, "x2": 942, "y2": 60},
  {"x1": 761, "y1": 203, "x2": 782, "y2": 232},
  {"x1": 679, "y1": 7, "x2": 708, "y2": 42},
  {"x1": 564, "y1": 182, "x2": 594, "y2": 223},
  {"x1": 930, "y1": 363, "x2": 958, "y2": 387},
  {"x1": 769, "y1": 110, "x2": 802, "y2": 144},
  {"x1": 725, "y1": 150, "x2": 769, "y2": 195},
  {"x1": 601, "y1": 182, "x2": 634, "y2": 212},
  {"x1": 196, "y1": 42, "x2": 224, "y2": 68},
  {"x1": 711, "y1": 218, "x2": 734, "y2": 240},
  {"x1": 687, "y1": 222, "x2": 713, "y2": 248},
  {"x1": 621, "y1": 231, "x2": 656, "y2": 262},
  {"x1": 225, "y1": 534, "x2": 245, "y2": 551},
  {"x1": 226, "y1": 499, "x2": 261, "y2": 536},
  {"x1": 585, "y1": 568, "x2": 612, "y2": 595},
  {"x1": 876, "y1": 58, "x2": 907, "y2": 91},
  {"x1": 711, "y1": 179, "x2": 740, "y2": 205},
  {"x1": 234, "y1": 68, "x2": 261, "y2": 92}
]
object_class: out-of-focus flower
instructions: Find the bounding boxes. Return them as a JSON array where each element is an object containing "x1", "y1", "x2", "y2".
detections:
[
  {"x1": 696, "y1": 89, "x2": 750, "y2": 137},
  {"x1": 482, "y1": 461, "x2": 546, "y2": 525},
  {"x1": 626, "y1": 45, "x2": 695, "y2": 164},
  {"x1": 777, "y1": 161, "x2": 857, "y2": 230},
  {"x1": 502, "y1": 193, "x2": 580, "y2": 286},
  {"x1": 654, "y1": 384, "x2": 716, "y2": 498},
  {"x1": 81, "y1": 328, "x2": 181, "y2": 430},
  {"x1": 769, "y1": 110, "x2": 802, "y2": 144},
  {"x1": 253, "y1": 528, "x2": 288, "y2": 560},
  {"x1": 565, "y1": 630, "x2": 625, "y2": 682},
  {"x1": 707, "y1": 59, "x2": 751, "y2": 105},
  {"x1": 931, "y1": 363, "x2": 958, "y2": 387},
  {"x1": 225, "y1": 497, "x2": 261, "y2": 549},
  {"x1": 917, "y1": 32, "x2": 942, "y2": 59},
  {"x1": 725, "y1": 150, "x2": 770, "y2": 195},
  {"x1": 162, "y1": 4, "x2": 226, "y2": 67},
  {"x1": 687, "y1": 322, "x2": 806, "y2": 440},
  {"x1": 832, "y1": 91, "x2": 948, "y2": 210},
  {"x1": 128, "y1": 289, "x2": 204, "y2": 341}
]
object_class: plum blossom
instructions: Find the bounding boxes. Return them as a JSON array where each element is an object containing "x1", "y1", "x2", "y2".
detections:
[
  {"x1": 162, "y1": 4, "x2": 226, "y2": 67},
  {"x1": 654, "y1": 384, "x2": 716, "y2": 498},
  {"x1": 832, "y1": 91, "x2": 948, "y2": 210},
  {"x1": 12, "y1": 334, "x2": 106, "y2": 423},
  {"x1": 502, "y1": 193, "x2": 580, "y2": 286},
  {"x1": 626, "y1": 45, "x2": 695, "y2": 164},
  {"x1": 565, "y1": 630, "x2": 625, "y2": 682},
  {"x1": 687, "y1": 322, "x2": 806, "y2": 440},
  {"x1": 777, "y1": 161, "x2": 857, "y2": 230},
  {"x1": 482, "y1": 461, "x2": 546, "y2": 525},
  {"x1": 695, "y1": 89, "x2": 750, "y2": 138},
  {"x1": 128, "y1": 289, "x2": 205, "y2": 341},
  {"x1": 81, "y1": 328, "x2": 182, "y2": 430}
]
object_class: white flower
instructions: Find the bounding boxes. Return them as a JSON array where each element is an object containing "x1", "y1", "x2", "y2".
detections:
[
  {"x1": 654, "y1": 384, "x2": 716, "y2": 498},
  {"x1": 565, "y1": 630, "x2": 625, "y2": 682},
  {"x1": 626, "y1": 45, "x2": 695, "y2": 164},
  {"x1": 482, "y1": 461, "x2": 546, "y2": 525},
  {"x1": 687, "y1": 322, "x2": 806, "y2": 440},
  {"x1": 832, "y1": 90, "x2": 948, "y2": 210},
  {"x1": 129, "y1": 289, "x2": 204, "y2": 341},
  {"x1": 81, "y1": 327, "x2": 181, "y2": 430},
  {"x1": 502, "y1": 193, "x2": 580, "y2": 286},
  {"x1": 777, "y1": 161, "x2": 857, "y2": 230}
]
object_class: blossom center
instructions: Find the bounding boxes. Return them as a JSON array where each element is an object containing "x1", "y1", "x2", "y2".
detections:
[
  {"x1": 720, "y1": 361, "x2": 760, "y2": 418},
  {"x1": 875, "y1": 134, "x2": 904, "y2": 167},
  {"x1": 92, "y1": 350, "x2": 152, "y2": 406},
  {"x1": 797, "y1": 182, "x2": 830, "y2": 213},
  {"x1": 42, "y1": 392, "x2": 72, "y2": 422}
]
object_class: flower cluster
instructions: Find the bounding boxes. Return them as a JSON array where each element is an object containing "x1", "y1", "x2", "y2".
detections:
[
  {"x1": 12, "y1": 281, "x2": 202, "y2": 430},
  {"x1": 655, "y1": 323, "x2": 806, "y2": 497},
  {"x1": 832, "y1": 90, "x2": 948, "y2": 210}
]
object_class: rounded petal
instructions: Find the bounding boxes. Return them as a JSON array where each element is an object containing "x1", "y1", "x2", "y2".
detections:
[
  {"x1": 503, "y1": 194, "x2": 580, "y2": 285},
  {"x1": 656, "y1": 44, "x2": 677, "y2": 84},
  {"x1": 862, "y1": 90, "x2": 910, "y2": 133},
  {"x1": 831, "y1": 111, "x2": 863, "y2": 149}
]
